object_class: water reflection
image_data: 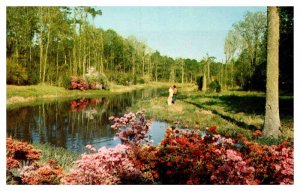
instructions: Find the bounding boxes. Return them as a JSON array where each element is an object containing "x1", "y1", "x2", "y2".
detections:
[{"x1": 7, "y1": 88, "x2": 167, "y2": 153}]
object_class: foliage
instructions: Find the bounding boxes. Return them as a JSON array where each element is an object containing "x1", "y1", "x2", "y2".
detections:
[
  {"x1": 85, "y1": 67, "x2": 110, "y2": 90},
  {"x1": 7, "y1": 59, "x2": 29, "y2": 85},
  {"x1": 209, "y1": 80, "x2": 221, "y2": 93}
]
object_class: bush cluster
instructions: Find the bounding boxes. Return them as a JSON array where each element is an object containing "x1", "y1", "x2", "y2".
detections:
[
  {"x1": 64, "y1": 67, "x2": 110, "y2": 90},
  {"x1": 6, "y1": 138, "x2": 64, "y2": 185},
  {"x1": 7, "y1": 112, "x2": 294, "y2": 185}
]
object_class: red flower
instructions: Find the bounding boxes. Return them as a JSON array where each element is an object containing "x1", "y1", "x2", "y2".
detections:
[
  {"x1": 208, "y1": 126, "x2": 217, "y2": 133},
  {"x1": 253, "y1": 130, "x2": 262, "y2": 137},
  {"x1": 166, "y1": 170, "x2": 173, "y2": 175}
]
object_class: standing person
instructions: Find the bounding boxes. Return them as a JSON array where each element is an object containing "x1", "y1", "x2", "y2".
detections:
[
  {"x1": 167, "y1": 86, "x2": 173, "y2": 105},
  {"x1": 172, "y1": 85, "x2": 177, "y2": 104}
]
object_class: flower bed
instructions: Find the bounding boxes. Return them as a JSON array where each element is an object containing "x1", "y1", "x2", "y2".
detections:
[{"x1": 7, "y1": 112, "x2": 294, "y2": 185}]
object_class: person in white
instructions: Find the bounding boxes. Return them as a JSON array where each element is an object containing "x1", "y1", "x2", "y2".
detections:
[{"x1": 167, "y1": 86, "x2": 173, "y2": 105}]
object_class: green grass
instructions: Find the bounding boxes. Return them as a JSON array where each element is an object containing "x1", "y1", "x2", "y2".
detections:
[{"x1": 33, "y1": 143, "x2": 79, "y2": 172}]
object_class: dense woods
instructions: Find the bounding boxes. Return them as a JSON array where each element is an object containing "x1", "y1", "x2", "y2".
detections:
[{"x1": 6, "y1": 6, "x2": 293, "y2": 93}]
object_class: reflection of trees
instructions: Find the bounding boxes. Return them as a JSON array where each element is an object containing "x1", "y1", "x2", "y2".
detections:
[{"x1": 7, "y1": 88, "x2": 162, "y2": 153}]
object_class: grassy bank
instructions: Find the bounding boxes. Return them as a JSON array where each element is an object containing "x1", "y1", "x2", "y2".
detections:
[
  {"x1": 6, "y1": 82, "x2": 171, "y2": 109},
  {"x1": 33, "y1": 143, "x2": 79, "y2": 172}
]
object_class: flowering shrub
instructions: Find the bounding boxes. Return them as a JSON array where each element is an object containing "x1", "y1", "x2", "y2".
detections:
[
  {"x1": 68, "y1": 76, "x2": 89, "y2": 91},
  {"x1": 7, "y1": 112, "x2": 294, "y2": 185},
  {"x1": 6, "y1": 138, "x2": 41, "y2": 169},
  {"x1": 20, "y1": 160, "x2": 64, "y2": 185},
  {"x1": 85, "y1": 67, "x2": 110, "y2": 90},
  {"x1": 6, "y1": 138, "x2": 64, "y2": 185},
  {"x1": 61, "y1": 144, "x2": 141, "y2": 184},
  {"x1": 154, "y1": 127, "x2": 294, "y2": 185},
  {"x1": 237, "y1": 136, "x2": 294, "y2": 184},
  {"x1": 131, "y1": 145, "x2": 160, "y2": 184},
  {"x1": 109, "y1": 111, "x2": 152, "y2": 145}
]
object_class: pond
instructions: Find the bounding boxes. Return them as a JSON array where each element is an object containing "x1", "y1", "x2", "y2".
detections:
[{"x1": 7, "y1": 88, "x2": 168, "y2": 153}]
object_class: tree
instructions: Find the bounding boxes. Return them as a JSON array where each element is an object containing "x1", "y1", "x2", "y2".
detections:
[
  {"x1": 263, "y1": 7, "x2": 281, "y2": 138},
  {"x1": 231, "y1": 11, "x2": 267, "y2": 90}
]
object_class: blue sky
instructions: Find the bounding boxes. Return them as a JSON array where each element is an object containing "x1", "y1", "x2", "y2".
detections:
[{"x1": 93, "y1": 6, "x2": 267, "y2": 62}]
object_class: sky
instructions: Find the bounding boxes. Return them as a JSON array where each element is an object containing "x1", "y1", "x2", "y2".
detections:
[{"x1": 94, "y1": 6, "x2": 267, "y2": 62}]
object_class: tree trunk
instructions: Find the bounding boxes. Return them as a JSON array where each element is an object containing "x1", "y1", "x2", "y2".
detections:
[
  {"x1": 73, "y1": 8, "x2": 77, "y2": 75},
  {"x1": 42, "y1": 13, "x2": 51, "y2": 83},
  {"x1": 202, "y1": 73, "x2": 207, "y2": 92},
  {"x1": 263, "y1": 7, "x2": 281, "y2": 138},
  {"x1": 39, "y1": 7, "x2": 44, "y2": 82},
  {"x1": 181, "y1": 60, "x2": 184, "y2": 84}
]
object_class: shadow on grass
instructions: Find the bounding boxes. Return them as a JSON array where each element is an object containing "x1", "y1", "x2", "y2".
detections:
[
  {"x1": 216, "y1": 95, "x2": 293, "y2": 117},
  {"x1": 183, "y1": 93, "x2": 293, "y2": 131},
  {"x1": 184, "y1": 100, "x2": 258, "y2": 131}
]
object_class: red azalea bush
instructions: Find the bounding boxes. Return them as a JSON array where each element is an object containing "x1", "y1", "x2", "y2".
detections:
[
  {"x1": 6, "y1": 138, "x2": 42, "y2": 169},
  {"x1": 68, "y1": 76, "x2": 89, "y2": 91},
  {"x1": 131, "y1": 145, "x2": 160, "y2": 184},
  {"x1": 6, "y1": 138, "x2": 64, "y2": 185},
  {"x1": 153, "y1": 127, "x2": 294, "y2": 185}
]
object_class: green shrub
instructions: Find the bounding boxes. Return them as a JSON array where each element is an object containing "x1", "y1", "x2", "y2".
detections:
[
  {"x1": 209, "y1": 80, "x2": 221, "y2": 92},
  {"x1": 7, "y1": 59, "x2": 28, "y2": 85}
]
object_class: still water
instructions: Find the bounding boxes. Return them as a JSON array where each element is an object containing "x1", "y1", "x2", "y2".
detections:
[{"x1": 7, "y1": 88, "x2": 168, "y2": 153}]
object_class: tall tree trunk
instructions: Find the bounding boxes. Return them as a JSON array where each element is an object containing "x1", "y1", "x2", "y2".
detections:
[
  {"x1": 263, "y1": 6, "x2": 281, "y2": 138},
  {"x1": 181, "y1": 60, "x2": 184, "y2": 84},
  {"x1": 56, "y1": 43, "x2": 59, "y2": 84},
  {"x1": 207, "y1": 61, "x2": 210, "y2": 84},
  {"x1": 202, "y1": 73, "x2": 207, "y2": 92},
  {"x1": 100, "y1": 31, "x2": 104, "y2": 73},
  {"x1": 39, "y1": 7, "x2": 44, "y2": 82},
  {"x1": 142, "y1": 54, "x2": 145, "y2": 77},
  {"x1": 43, "y1": 13, "x2": 51, "y2": 83},
  {"x1": 73, "y1": 7, "x2": 77, "y2": 75}
]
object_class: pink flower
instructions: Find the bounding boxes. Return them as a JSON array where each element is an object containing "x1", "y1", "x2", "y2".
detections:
[{"x1": 226, "y1": 149, "x2": 242, "y2": 161}]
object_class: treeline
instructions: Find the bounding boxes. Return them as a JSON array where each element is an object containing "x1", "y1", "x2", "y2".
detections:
[
  {"x1": 224, "y1": 7, "x2": 293, "y2": 93},
  {"x1": 6, "y1": 6, "x2": 202, "y2": 87},
  {"x1": 6, "y1": 7, "x2": 293, "y2": 93}
]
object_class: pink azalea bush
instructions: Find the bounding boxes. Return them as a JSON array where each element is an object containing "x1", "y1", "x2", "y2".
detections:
[
  {"x1": 61, "y1": 144, "x2": 141, "y2": 184},
  {"x1": 20, "y1": 160, "x2": 64, "y2": 185},
  {"x1": 109, "y1": 111, "x2": 152, "y2": 145}
]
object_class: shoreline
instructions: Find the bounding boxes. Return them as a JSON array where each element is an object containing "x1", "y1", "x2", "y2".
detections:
[{"x1": 6, "y1": 82, "x2": 179, "y2": 109}]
